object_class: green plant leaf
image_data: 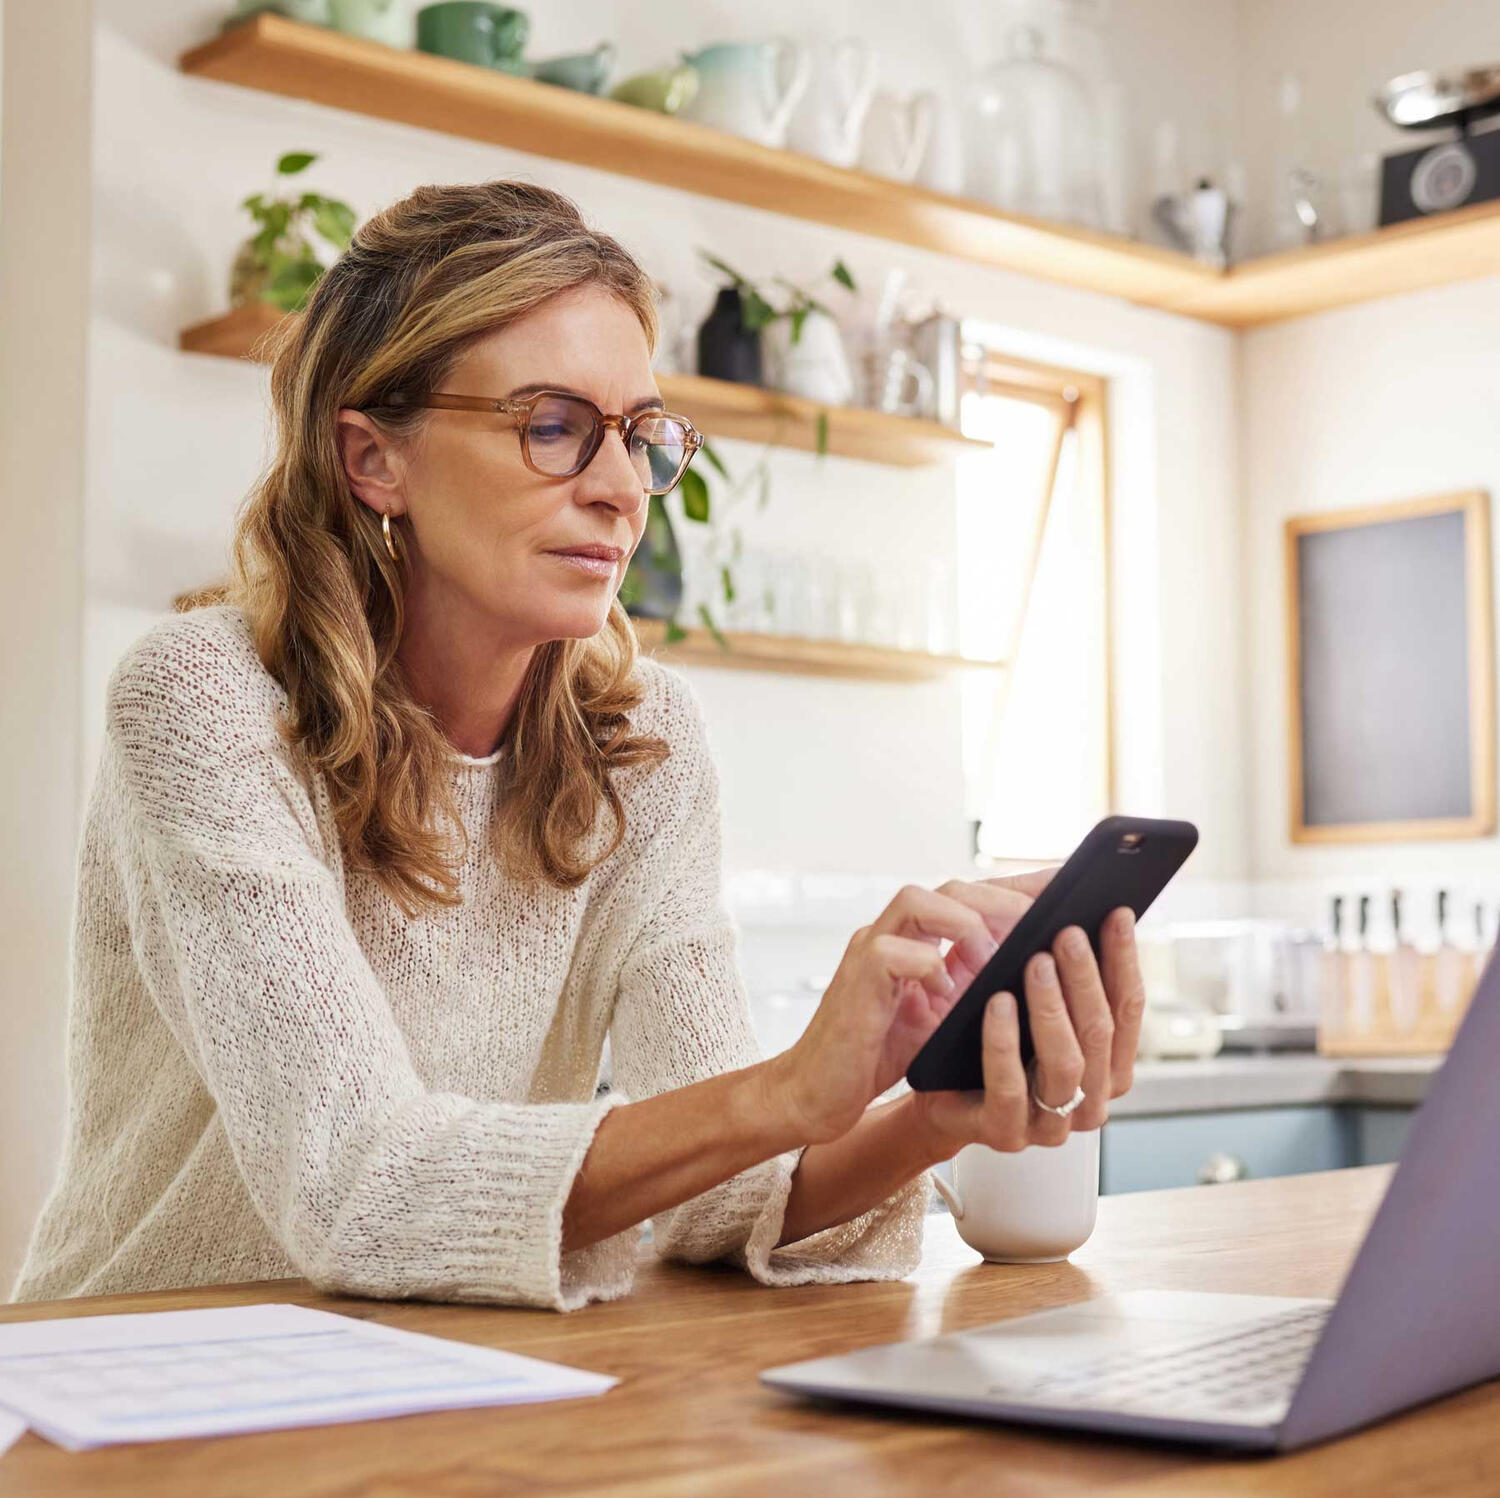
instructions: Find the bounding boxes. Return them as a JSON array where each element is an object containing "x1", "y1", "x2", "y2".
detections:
[
  {"x1": 720, "y1": 565, "x2": 736, "y2": 605},
  {"x1": 697, "y1": 603, "x2": 729, "y2": 650},
  {"x1": 698, "y1": 248, "x2": 749, "y2": 288},
  {"x1": 643, "y1": 497, "x2": 674, "y2": 559},
  {"x1": 700, "y1": 439, "x2": 731, "y2": 481},
  {"x1": 664, "y1": 618, "x2": 688, "y2": 644},
  {"x1": 832, "y1": 257, "x2": 856, "y2": 291},
  {"x1": 277, "y1": 151, "x2": 317, "y2": 175},
  {"x1": 815, "y1": 409, "x2": 829, "y2": 456},
  {"x1": 250, "y1": 201, "x2": 293, "y2": 257},
  {"x1": 240, "y1": 192, "x2": 265, "y2": 213},
  {"x1": 679, "y1": 467, "x2": 710, "y2": 524},
  {"x1": 742, "y1": 290, "x2": 778, "y2": 332},
  {"x1": 789, "y1": 305, "x2": 808, "y2": 345},
  {"x1": 265, "y1": 257, "x2": 324, "y2": 312},
  {"x1": 310, "y1": 197, "x2": 356, "y2": 250}
]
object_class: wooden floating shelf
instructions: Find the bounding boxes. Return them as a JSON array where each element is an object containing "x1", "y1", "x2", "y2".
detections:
[
  {"x1": 631, "y1": 619, "x2": 1001, "y2": 682},
  {"x1": 179, "y1": 300, "x2": 288, "y2": 358},
  {"x1": 179, "y1": 15, "x2": 1500, "y2": 330},
  {"x1": 1167, "y1": 197, "x2": 1500, "y2": 326},
  {"x1": 645, "y1": 373, "x2": 987, "y2": 467},
  {"x1": 178, "y1": 306, "x2": 992, "y2": 467},
  {"x1": 178, "y1": 16, "x2": 1212, "y2": 319},
  {"x1": 167, "y1": 582, "x2": 994, "y2": 682}
]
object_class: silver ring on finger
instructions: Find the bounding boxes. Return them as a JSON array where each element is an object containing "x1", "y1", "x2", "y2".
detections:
[{"x1": 1032, "y1": 1083, "x2": 1087, "y2": 1118}]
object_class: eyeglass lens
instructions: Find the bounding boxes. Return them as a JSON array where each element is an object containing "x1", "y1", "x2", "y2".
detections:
[{"x1": 525, "y1": 394, "x2": 693, "y2": 492}]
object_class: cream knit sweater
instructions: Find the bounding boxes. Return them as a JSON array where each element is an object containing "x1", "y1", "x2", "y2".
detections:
[{"x1": 10, "y1": 605, "x2": 930, "y2": 1311}]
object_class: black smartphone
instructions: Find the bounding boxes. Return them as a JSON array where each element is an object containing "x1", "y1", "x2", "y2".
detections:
[{"x1": 905, "y1": 815, "x2": 1199, "y2": 1093}]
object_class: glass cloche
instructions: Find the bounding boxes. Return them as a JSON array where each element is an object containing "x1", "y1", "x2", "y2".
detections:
[{"x1": 966, "y1": 23, "x2": 1105, "y2": 230}]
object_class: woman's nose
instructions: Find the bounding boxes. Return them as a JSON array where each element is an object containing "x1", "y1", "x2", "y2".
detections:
[{"x1": 577, "y1": 428, "x2": 646, "y2": 515}]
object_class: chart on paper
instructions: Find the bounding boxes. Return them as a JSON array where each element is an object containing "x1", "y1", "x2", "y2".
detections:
[{"x1": 0, "y1": 1303, "x2": 616, "y2": 1451}]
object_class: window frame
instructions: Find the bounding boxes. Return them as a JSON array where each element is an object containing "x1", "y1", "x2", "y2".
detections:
[{"x1": 960, "y1": 350, "x2": 1115, "y2": 867}]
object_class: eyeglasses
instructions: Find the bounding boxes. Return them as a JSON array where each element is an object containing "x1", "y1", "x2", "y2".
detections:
[{"x1": 374, "y1": 389, "x2": 704, "y2": 496}]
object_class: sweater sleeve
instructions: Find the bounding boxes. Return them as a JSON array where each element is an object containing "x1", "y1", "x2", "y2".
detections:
[
  {"x1": 103, "y1": 614, "x2": 641, "y2": 1312},
  {"x1": 608, "y1": 668, "x2": 931, "y2": 1288}
]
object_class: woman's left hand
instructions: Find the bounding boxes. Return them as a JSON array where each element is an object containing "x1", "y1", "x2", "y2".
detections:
[{"x1": 893, "y1": 872, "x2": 1148, "y2": 1157}]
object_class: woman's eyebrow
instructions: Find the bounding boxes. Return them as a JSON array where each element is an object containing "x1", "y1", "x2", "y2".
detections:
[{"x1": 505, "y1": 382, "x2": 665, "y2": 413}]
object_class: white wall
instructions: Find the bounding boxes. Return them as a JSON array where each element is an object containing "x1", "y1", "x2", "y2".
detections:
[
  {"x1": 0, "y1": 0, "x2": 93, "y2": 1288},
  {"x1": 1233, "y1": 2, "x2": 1500, "y2": 938},
  {"x1": 1240, "y1": 273, "x2": 1500, "y2": 935}
]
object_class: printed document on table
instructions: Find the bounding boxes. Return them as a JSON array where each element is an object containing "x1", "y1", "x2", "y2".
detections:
[{"x1": 0, "y1": 1303, "x2": 616, "y2": 1451}]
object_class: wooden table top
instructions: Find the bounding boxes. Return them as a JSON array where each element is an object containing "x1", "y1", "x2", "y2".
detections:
[{"x1": 2, "y1": 1165, "x2": 1496, "y2": 1496}]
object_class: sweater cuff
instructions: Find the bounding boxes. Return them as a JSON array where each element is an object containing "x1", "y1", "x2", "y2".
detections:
[
  {"x1": 735, "y1": 1158, "x2": 933, "y2": 1288},
  {"x1": 438, "y1": 1088, "x2": 642, "y2": 1313}
]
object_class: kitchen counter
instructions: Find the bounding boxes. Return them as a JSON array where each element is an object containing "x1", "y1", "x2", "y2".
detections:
[
  {"x1": 5, "y1": 1167, "x2": 1496, "y2": 1495},
  {"x1": 1111, "y1": 1053, "x2": 1442, "y2": 1117}
]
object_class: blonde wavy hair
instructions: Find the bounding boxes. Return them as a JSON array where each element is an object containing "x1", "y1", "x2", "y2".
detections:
[{"x1": 190, "y1": 180, "x2": 671, "y2": 917}]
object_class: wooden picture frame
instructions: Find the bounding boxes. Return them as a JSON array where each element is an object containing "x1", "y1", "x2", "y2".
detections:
[{"x1": 1286, "y1": 489, "x2": 1495, "y2": 844}]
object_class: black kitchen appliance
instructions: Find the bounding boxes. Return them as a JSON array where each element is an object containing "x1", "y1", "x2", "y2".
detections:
[{"x1": 1374, "y1": 65, "x2": 1500, "y2": 225}]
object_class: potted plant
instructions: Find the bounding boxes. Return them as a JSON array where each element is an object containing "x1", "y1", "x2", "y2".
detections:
[
  {"x1": 696, "y1": 249, "x2": 857, "y2": 423},
  {"x1": 229, "y1": 151, "x2": 357, "y2": 313}
]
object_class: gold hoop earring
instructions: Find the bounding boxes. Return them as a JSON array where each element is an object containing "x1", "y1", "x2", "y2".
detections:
[{"x1": 382, "y1": 511, "x2": 399, "y2": 563}]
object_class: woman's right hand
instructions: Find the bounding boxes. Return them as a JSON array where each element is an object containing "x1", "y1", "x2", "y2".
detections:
[{"x1": 764, "y1": 878, "x2": 1039, "y2": 1145}]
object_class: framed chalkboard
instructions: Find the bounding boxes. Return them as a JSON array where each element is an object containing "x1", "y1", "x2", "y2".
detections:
[{"x1": 1285, "y1": 490, "x2": 1495, "y2": 843}]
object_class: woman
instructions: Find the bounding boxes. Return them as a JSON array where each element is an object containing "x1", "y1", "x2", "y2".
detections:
[{"x1": 11, "y1": 181, "x2": 1144, "y2": 1312}]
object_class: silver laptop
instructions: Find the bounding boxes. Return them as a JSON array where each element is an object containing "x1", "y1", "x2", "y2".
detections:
[{"x1": 762, "y1": 952, "x2": 1500, "y2": 1452}]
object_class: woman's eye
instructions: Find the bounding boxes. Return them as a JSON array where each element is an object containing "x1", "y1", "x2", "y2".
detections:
[{"x1": 531, "y1": 424, "x2": 569, "y2": 441}]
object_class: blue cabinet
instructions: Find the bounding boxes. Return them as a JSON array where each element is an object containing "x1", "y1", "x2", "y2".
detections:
[{"x1": 1100, "y1": 1104, "x2": 1415, "y2": 1194}]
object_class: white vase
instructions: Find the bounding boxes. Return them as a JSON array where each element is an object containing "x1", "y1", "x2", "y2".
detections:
[{"x1": 763, "y1": 309, "x2": 854, "y2": 406}]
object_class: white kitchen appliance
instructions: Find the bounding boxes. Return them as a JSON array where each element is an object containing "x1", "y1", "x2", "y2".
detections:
[{"x1": 1166, "y1": 918, "x2": 1321, "y2": 1050}]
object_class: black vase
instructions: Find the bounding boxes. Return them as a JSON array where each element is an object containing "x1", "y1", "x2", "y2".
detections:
[
  {"x1": 696, "y1": 285, "x2": 762, "y2": 386},
  {"x1": 621, "y1": 495, "x2": 684, "y2": 622}
]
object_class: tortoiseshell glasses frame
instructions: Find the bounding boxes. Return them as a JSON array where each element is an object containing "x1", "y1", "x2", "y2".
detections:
[{"x1": 371, "y1": 389, "x2": 704, "y2": 496}]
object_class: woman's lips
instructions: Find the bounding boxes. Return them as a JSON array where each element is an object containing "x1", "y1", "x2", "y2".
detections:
[{"x1": 546, "y1": 546, "x2": 623, "y2": 580}]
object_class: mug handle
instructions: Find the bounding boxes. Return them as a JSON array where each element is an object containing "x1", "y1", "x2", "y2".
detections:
[
  {"x1": 894, "y1": 353, "x2": 933, "y2": 416},
  {"x1": 930, "y1": 1171, "x2": 965, "y2": 1220}
]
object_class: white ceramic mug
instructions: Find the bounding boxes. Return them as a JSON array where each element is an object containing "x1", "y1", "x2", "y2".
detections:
[{"x1": 931, "y1": 1128, "x2": 1100, "y2": 1263}]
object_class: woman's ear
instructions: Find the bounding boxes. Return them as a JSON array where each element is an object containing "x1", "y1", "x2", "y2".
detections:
[{"x1": 336, "y1": 409, "x2": 407, "y2": 518}]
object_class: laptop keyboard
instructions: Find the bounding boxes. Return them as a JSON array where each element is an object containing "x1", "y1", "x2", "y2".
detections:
[{"x1": 985, "y1": 1304, "x2": 1331, "y2": 1413}]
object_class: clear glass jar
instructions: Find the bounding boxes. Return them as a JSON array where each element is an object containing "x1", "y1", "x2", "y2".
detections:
[{"x1": 966, "y1": 23, "x2": 1105, "y2": 229}]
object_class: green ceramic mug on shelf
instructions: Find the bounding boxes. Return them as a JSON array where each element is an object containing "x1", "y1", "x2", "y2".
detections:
[{"x1": 416, "y1": 2, "x2": 529, "y2": 72}]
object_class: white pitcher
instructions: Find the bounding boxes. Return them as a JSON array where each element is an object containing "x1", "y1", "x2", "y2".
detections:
[
  {"x1": 858, "y1": 89, "x2": 934, "y2": 183},
  {"x1": 783, "y1": 38, "x2": 877, "y2": 168},
  {"x1": 914, "y1": 94, "x2": 966, "y2": 195},
  {"x1": 678, "y1": 40, "x2": 811, "y2": 149}
]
